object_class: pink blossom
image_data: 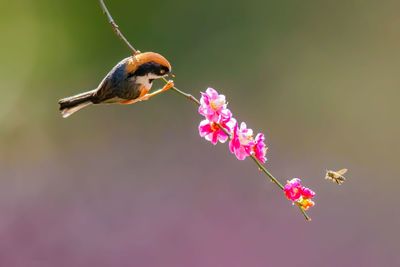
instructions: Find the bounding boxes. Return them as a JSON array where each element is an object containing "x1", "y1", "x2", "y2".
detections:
[
  {"x1": 283, "y1": 178, "x2": 303, "y2": 201},
  {"x1": 253, "y1": 133, "x2": 268, "y2": 163},
  {"x1": 229, "y1": 122, "x2": 256, "y2": 160},
  {"x1": 284, "y1": 178, "x2": 316, "y2": 210},
  {"x1": 301, "y1": 187, "x2": 316, "y2": 199},
  {"x1": 199, "y1": 117, "x2": 236, "y2": 145},
  {"x1": 197, "y1": 88, "x2": 268, "y2": 164},
  {"x1": 199, "y1": 88, "x2": 230, "y2": 122}
]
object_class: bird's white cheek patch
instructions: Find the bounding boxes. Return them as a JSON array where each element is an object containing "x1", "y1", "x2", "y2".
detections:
[{"x1": 135, "y1": 75, "x2": 153, "y2": 90}]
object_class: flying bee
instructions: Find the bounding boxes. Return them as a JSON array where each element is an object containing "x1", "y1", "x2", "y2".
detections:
[{"x1": 325, "y1": 168, "x2": 347, "y2": 185}]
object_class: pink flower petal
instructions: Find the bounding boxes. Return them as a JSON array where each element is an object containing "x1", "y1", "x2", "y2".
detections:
[
  {"x1": 229, "y1": 122, "x2": 255, "y2": 161},
  {"x1": 301, "y1": 187, "x2": 316, "y2": 199},
  {"x1": 284, "y1": 178, "x2": 316, "y2": 209},
  {"x1": 198, "y1": 88, "x2": 231, "y2": 122},
  {"x1": 198, "y1": 116, "x2": 235, "y2": 145},
  {"x1": 253, "y1": 133, "x2": 268, "y2": 163}
]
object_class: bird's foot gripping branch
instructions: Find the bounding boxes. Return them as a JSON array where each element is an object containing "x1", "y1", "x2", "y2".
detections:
[{"x1": 94, "y1": 0, "x2": 316, "y2": 221}]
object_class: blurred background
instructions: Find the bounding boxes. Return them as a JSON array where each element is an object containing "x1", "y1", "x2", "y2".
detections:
[{"x1": 0, "y1": 0, "x2": 399, "y2": 266}]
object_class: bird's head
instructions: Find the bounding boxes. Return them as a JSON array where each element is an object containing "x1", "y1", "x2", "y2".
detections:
[{"x1": 133, "y1": 52, "x2": 172, "y2": 80}]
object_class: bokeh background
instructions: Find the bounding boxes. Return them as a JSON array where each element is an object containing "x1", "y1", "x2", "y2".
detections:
[{"x1": 0, "y1": 0, "x2": 399, "y2": 266}]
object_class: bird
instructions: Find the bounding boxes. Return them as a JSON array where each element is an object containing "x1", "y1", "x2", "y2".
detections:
[{"x1": 58, "y1": 52, "x2": 174, "y2": 118}]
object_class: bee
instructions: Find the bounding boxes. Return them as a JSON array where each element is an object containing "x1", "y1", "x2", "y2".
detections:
[{"x1": 325, "y1": 168, "x2": 347, "y2": 185}]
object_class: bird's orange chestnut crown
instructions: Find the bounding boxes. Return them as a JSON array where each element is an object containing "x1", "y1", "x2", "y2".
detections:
[{"x1": 126, "y1": 52, "x2": 172, "y2": 74}]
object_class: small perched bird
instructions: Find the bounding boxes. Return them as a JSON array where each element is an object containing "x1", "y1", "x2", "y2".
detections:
[{"x1": 58, "y1": 52, "x2": 174, "y2": 118}]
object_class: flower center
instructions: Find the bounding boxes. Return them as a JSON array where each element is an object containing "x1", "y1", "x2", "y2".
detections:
[
  {"x1": 238, "y1": 132, "x2": 253, "y2": 145},
  {"x1": 210, "y1": 122, "x2": 220, "y2": 131},
  {"x1": 210, "y1": 98, "x2": 225, "y2": 111}
]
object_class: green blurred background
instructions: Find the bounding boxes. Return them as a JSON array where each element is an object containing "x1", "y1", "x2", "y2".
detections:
[{"x1": 0, "y1": 0, "x2": 399, "y2": 266}]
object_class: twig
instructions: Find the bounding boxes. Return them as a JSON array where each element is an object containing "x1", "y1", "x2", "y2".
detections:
[
  {"x1": 98, "y1": 0, "x2": 198, "y2": 105},
  {"x1": 99, "y1": 0, "x2": 139, "y2": 54},
  {"x1": 97, "y1": 0, "x2": 311, "y2": 221},
  {"x1": 249, "y1": 156, "x2": 311, "y2": 221},
  {"x1": 250, "y1": 156, "x2": 284, "y2": 190},
  {"x1": 161, "y1": 78, "x2": 200, "y2": 105},
  {"x1": 168, "y1": 86, "x2": 311, "y2": 221}
]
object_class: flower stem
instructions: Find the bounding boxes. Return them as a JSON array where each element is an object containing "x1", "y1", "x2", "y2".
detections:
[
  {"x1": 249, "y1": 155, "x2": 284, "y2": 190},
  {"x1": 296, "y1": 203, "x2": 312, "y2": 221},
  {"x1": 162, "y1": 77, "x2": 200, "y2": 106},
  {"x1": 250, "y1": 150, "x2": 311, "y2": 221},
  {"x1": 165, "y1": 79, "x2": 311, "y2": 221}
]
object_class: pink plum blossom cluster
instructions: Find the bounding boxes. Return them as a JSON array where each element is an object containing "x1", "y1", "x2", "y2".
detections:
[
  {"x1": 197, "y1": 87, "x2": 316, "y2": 215},
  {"x1": 198, "y1": 88, "x2": 267, "y2": 163},
  {"x1": 283, "y1": 178, "x2": 316, "y2": 210}
]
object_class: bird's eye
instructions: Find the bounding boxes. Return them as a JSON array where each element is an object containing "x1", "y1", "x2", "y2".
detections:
[{"x1": 160, "y1": 69, "x2": 165, "y2": 75}]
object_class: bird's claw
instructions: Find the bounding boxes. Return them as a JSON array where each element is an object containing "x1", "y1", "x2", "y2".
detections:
[
  {"x1": 140, "y1": 95, "x2": 150, "y2": 101},
  {"x1": 162, "y1": 80, "x2": 174, "y2": 91}
]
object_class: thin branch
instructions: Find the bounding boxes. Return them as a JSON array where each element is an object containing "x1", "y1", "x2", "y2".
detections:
[
  {"x1": 250, "y1": 155, "x2": 284, "y2": 190},
  {"x1": 98, "y1": 0, "x2": 311, "y2": 221},
  {"x1": 249, "y1": 156, "x2": 311, "y2": 221},
  {"x1": 99, "y1": 0, "x2": 139, "y2": 54},
  {"x1": 161, "y1": 78, "x2": 200, "y2": 105},
  {"x1": 296, "y1": 203, "x2": 312, "y2": 221},
  {"x1": 169, "y1": 85, "x2": 311, "y2": 221},
  {"x1": 98, "y1": 1, "x2": 199, "y2": 106}
]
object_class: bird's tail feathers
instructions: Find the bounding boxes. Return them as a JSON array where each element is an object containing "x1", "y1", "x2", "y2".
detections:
[
  {"x1": 60, "y1": 101, "x2": 92, "y2": 118},
  {"x1": 58, "y1": 90, "x2": 96, "y2": 118}
]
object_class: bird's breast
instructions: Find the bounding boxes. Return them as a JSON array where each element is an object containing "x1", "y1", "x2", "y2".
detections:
[{"x1": 134, "y1": 75, "x2": 153, "y2": 90}]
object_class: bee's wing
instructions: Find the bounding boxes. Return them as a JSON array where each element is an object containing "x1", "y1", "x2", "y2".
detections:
[{"x1": 336, "y1": 168, "x2": 348, "y2": 175}]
